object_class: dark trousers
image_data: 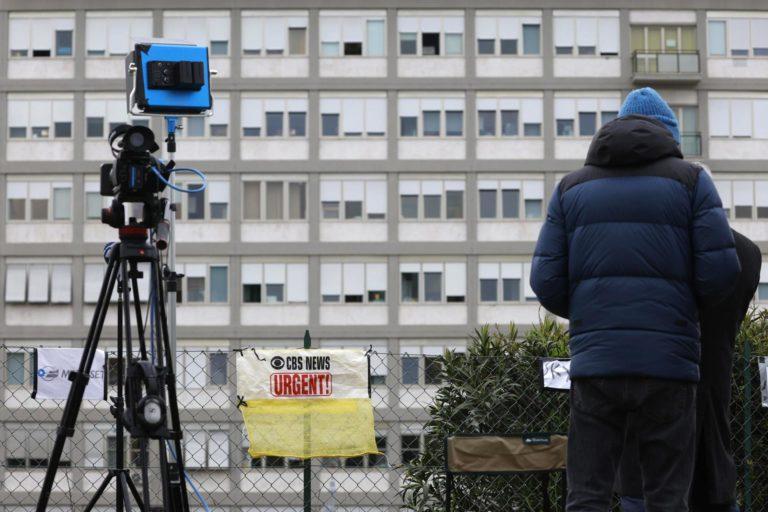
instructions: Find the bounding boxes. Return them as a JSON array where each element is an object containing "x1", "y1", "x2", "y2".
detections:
[{"x1": 566, "y1": 378, "x2": 696, "y2": 512}]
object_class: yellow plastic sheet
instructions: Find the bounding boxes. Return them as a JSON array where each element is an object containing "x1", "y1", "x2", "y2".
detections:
[{"x1": 241, "y1": 398, "x2": 378, "y2": 459}]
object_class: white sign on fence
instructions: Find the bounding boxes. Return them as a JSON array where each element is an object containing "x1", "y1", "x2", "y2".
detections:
[
  {"x1": 540, "y1": 358, "x2": 572, "y2": 391},
  {"x1": 35, "y1": 348, "x2": 106, "y2": 400}
]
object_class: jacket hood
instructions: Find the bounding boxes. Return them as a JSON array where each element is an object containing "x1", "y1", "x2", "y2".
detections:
[{"x1": 585, "y1": 114, "x2": 683, "y2": 167}]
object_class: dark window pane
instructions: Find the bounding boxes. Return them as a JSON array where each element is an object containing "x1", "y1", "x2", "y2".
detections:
[
  {"x1": 759, "y1": 283, "x2": 768, "y2": 301},
  {"x1": 601, "y1": 111, "x2": 618, "y2": 126},
  {"x1": 368, "y1": 290, "x2": 386, "y2": 303},
  {"x1": 31, "y1": 199, "x2": 48, "y2": 220},
  {"x1": 322, "y1": 114, "x2": 339, "y2": 136},
  {"x1": 446, "y1": 190, "x2": 463, "y2": 219},
  {"x1": 735, "y1": 205, "x2": 753, "y2": 219},
  {"x1": 243, "y1": 127, "x2": 261, "y2": 137},
  {"x1": 401, "y1": 195, "x2": 418, "y2": 218},
  {"x1": 266, "y1": 181, "x2": 283, "y2": 220},
  {"x1": 446, "y1": 111, "x2": 463, "y2": 136},
  {"x1": 478, "y1": 110, "x2": 496, "y2": 136},
  {"x1": 243, "y1": 181, "x2": 261, "y2": 220},
  {"x1": 243, "y1": 284, "x2": 261, "y2": 303},
  {"x1": 424, "y1": 356, "x2": 443, "y2": 384},
  {"x1": 210, "y1": 266, "x2": 228, "y2": 303},
  {"x1": 424, "y1": 272, "x2": 442, "y2": 302},
  {"x1": 758, "y1": 206, "x2": 768, "y2": 219},
  {"x1": 578, "y1": 46, "x2": 596, "y2": 55},
  {"x1": 187, "y1": 277, "x2": 205, "y2": 302},
  {"x1": 266, "y1": 284, "x2": 284, "y2": 303},
  {"x1": 525, "y1": 199, "x2": 543, "y2": 219},
  {"x1": 502, "y1": 189, "x2": 520, "y2": 218},
  {"x1": 422, "y1": 33, "x2": 440, "y2": 55},
  {"x1": 501, "y1": 110, "x2": 519, "y2": 136},
  {"x1": 54, "y1": 122, "x2": 71, "y2": 138},
  {"x1": 210, "y1": 41, "x2": 228, "y2": 55},
  {"x1": 401, "y1": 358, "x2": 419, "y2": 384},
  {"x1": 7, "y1": 353, "x2": 26, "y2": 385},
  {"x1": 423, "y1": 195, "x2": 441, "y2": 218},
  {"x1": 210, "y1": 124, "x2": 228, "y2": 137},
  {"x1": 32, "y1": 126, "x2": 49, "y2": 138},
  {"x1": 344, "y1": 294, "x2": 363, "y2": 303},
  {"x1": 289, "y1": 112, "x2": 306, "y2": 137},
  {"x1": 289, "y1": 182, "x2": 306, "y2": 220},
  {"x1": 400, "y1": 117, "x2": 417, "y2": 137},
  {"x1": 55, "y1": 30, "x2": 73, "y2": 57},
  {"x1": 480, "y1": 279, "x2": 498, "y2": 302},
  {"x1": 579, "y1": 112, "x2": 597, "y2": 136},
  {"x1": 731, "y1": 49, "x2": 749, "y2": 57},
  {"x1": 289, "y1": 28, "x2": 307, "y2": 55},
  {"x1": 322, "y1": 201, "x2": 340, "y2": 219},
  {"x1": 500, "y1": 39, "x2": 518, "y2": 55},
  {"x1": 9, "y1": 127, "x2": 26, "y2": 138},
  {"x1": 479, "y1": 189, "x2": 497, "y2": 218},
  {"x1": 478, "y1": 39, "x2": 495, "y2": 55},
  {"x1": 8, "y1": 199, "x2": 25, "y2": 220},
  {"x1": 209, "y1": 353, "x2": 228, "y2": 386},
  {"x1": 323, "y1": 294, "x2": 340, "y2": 303},
  {"x1": 86, "y1": 117, "x2": 104, "y2": 138},
  {"x1": 344, "y1": 42, "x2": 362, "y2": 56},
  {"x1": 557, "y1": 119, "x2": 574, "y2": 136},
  {"x1": 555, "y1": 46, "x2": 573, "y2": 55},
  {"x1": 503, "y1": 279, "x2": 521, "y2": 301},
  {"x1": 187, "y1": 184, "x2": 205, "y2": 220},
  {"x1": 266, "y1": 112, "x2": 283, "y2": 137},
  {"x1": 522, "y1": 24, "x2": 541, "y2": 55},
  {"x1": 33, "y1": 50, "x2": 52, "y2": 58},
  {"x1": 344, "y1": 201, "x2": 362, "y2": 219},
  {"x1": 400, "y1": 33, "x2": 417, "y2": 55},
  {"x1": 524, "y1": 123, "x2": 542, "y2": 137},
  {"x1": 401, "y1": 273, "x2": 419, "y2": 302},
  {"x1": 210, "y1": 203, "x2": 228, "y2": 219},
  {"x1": 423, "y1": 111, "x2": 440, "y2": 136}
]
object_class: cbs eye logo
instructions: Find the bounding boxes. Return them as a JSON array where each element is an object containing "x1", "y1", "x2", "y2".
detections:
[{"x1": 270, "y1": 357, "x2": 286, "y2": 370}]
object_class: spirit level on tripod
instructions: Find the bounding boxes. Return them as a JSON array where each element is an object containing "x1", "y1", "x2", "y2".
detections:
[{"x1": 36, "y1": 40, "x2": 213, "y2": 512}]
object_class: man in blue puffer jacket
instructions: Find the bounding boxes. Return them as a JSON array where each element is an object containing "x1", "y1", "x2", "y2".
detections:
[{"x1": 531, "y1": 87, "x2": 740, "y2": 511}]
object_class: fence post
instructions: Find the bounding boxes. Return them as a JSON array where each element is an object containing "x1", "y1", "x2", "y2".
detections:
[
  {"x1": 304, "y1": 329, "x2": 312, "y2": 512},
  {"x1": 743, "y1": 337, "x2": 753, "y2": 512}
]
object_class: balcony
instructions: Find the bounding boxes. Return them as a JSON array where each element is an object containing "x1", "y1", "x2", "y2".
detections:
[
  {"x1": 632, "y1": 50, "x2": 701, "y2": 83},
  {"x1": 681, "y1": 132, "x2": 701, "y2": 157}
]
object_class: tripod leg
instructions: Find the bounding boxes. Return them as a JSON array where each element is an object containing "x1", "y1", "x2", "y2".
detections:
[
  {"x1": 129, "y1": 260, "x2": 148, "y2": 360},
  {"x1": 125, "y1": 471, "x2": 147, "y2": 512},
  {"x1": 37, "y1": 249, "x2": 120, "y2": 512},
  {"x1": 118, "y1": 471, "x2": 134, "y2": 512},
  {"x1": 82, "y1": 471, "x2": 116, "y2": 512}
]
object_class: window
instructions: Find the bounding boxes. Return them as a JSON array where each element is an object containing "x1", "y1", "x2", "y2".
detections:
[
  {"x1": 84, "y1": 262, "x2": 150, "y2": 303},
  {"x1": 714, "y1": 179, "x2": 768, "y2": 220},
  {"x1": 164, "y1": 12, "x2": 230, "y2": 56},
  {"x1": 85, "y1": 95, "x2": 149, "y2": 138},
  {"x1": 242, "y1": 12, "x2": 309, "y2": 56},
  {"x1": 9, "y1": 14, "x2": 75, "y2": 58},
  {"x1": 479, "y1": 262, "x2": 525, "y2": 303},
  {"x1": 708, "y1": 17, "x2": 768, "y2": 58},
  {"x1": 172, "y1": 180, "x2": 229, "y2": 221},
  {"x1": 475, "y1": 14, "x2": 542, "y2": 56},
  {"x1": 321, "y1": 262, "x2": 387, "y2": 304},
  {"x1": 7, "y1": 351, "x2": 33, "y2": 386},
  {"x1": 478, "y1": 179, "x2": 544, "y2": 220},
  {"x1": 179, "y1": 98, "x2": 230, "y2": 138},
  {"x1": 320, "y1": 13, "x2": 386, "y2": 57},
  {"x1": 243, "y1": 179, "x2": 307, "y2": 221},
  {"x1": 6, "y1": 181, "x2": 72, "y2": 222},
  {"x1": 555, "y1": 96, "x2": 620, "y2": 137},
  {"x1": 553, "y1": 13, "x2": 619, "y2": 56},
  {"x1": 399, "y1": 262, "x2": 466, "y2": 303},
  {"x1": 180, "y1": 349, "x2": 229, "y2": 388},
  {"x1": 399, "y1": 180, "x2": 465, "y2": 220},
  {"x1": 477, "y1": 96, "x2": 543, "y2": 138},
  {"x1": 176, "y1": 263, "x2": 229, "y2": 304},
  {"x1": 6, "y1": 425, "x2": 70, "y2": 469},
  {"x1": 320, "y1": 96, "x2": 386, "y2": 138},
  {"x1": 8, "y1": 97, "x2": 73, "y2": 140},
  {"x1": 320, "y1": 179, "x2": 387, "y2": 220},
  {"x1": 709, "y1": 97, "x2": 768, "y2": 139},
  {"x1": 184, "y1": 429, "x2": 230, "y2": 469},
  {"x1": 241, "y1": 263, "x2": 308, "y2": 304},
  {"x1": 398, "y1": 13, "x2": 464, "y2": 56},
  {"x1": 398, "y1": 97, "x2": 465, "y2": 137},
  {"x1": 85, "y1": 13, "x2": 153, "y2": 57},
  {"x1": 242, "y1": 96, "x2": 308, "y2": 138},
  {"x1": 758, "y1": 265, "x2": 768, "y2": 302},
  {"x1": 5, "y1": 262, "x2": 72, "y2": 304},
  {"x1": 401, "y1": 433, "x2": 422, "y2": 463}
]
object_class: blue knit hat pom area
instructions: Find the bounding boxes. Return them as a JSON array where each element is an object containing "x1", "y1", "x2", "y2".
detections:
[{"x1": 618, "y1": 87, "x2": 680, "y2": 144}]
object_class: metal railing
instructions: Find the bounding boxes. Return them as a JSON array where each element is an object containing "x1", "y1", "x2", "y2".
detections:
[
  {"x1": 0, "y1": 344, "x2": 764, "y2": 511},
  {"x1": 632, "y1": 50, "x2": 700, "y2": 75}
]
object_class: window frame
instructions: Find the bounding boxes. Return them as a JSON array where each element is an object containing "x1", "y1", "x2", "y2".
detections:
[
  {"x1": 8, "y1": 14, "x2": 76, "y2": 59},
  {"x1": 4, "y1": 261, "x2": 73, "y2": 305},
  {"x1": 477, "y1": 178, "x2": 545, "y2": 221},
  {"x1": 320, "y1": 261, "x2": 388, "y2": 305},
  {"x1": 478, "y1": 261, "x2": 526, "y2": 304},
  {"x1": 398, "y1": 97, "x2": 466, "y2": 139},
  {"x1": 398, "y1": 179, "x2": 466, "y2": 221},
  {"x1": 397, "y1": 14, "x2": 465, "y2": 57},
  {"x1": 241, "y1": 177, "x2": 308, "y2": 222},
  {"x1": 475, "y1": 15, "x2": 542, "y2": 57},
  {"x1": 240, "y1": 261, "x2": 309, "y2": 305},
  {"x1": 399, "y1": 262, "x2": 467, "y2": 304},
  {"x1": 319, "y1": 13, "x2": 387, "y2": 58},
  {"x1": 554, "y1": 96, "x2": 620, "y2": 138},
  {"x1": 241, "y1": 12, "x2": 309, "y2": 57},
  {"x1": 183, "y1": 427, "x2": 230, "y2": 470},
  {"x1": 707, "y1": 17, "x2": 768, "y2": 59},
  {"x1": 319, "y1": 178, "x2": 387, "y2": 222},
  {"x1": 163, "y1": 11, "x2": 232, "y2": 57},
  {"x1": 85, "y1": 12, "x2": 154, "y2": 59},
  {"x1": 476, "y1": 96, "x2": 544, "y2": 139},
  {"x1": 7, "y1": 97, "x2": 74, "y2": 141},
  {"x1": 552, "y1": 14, "x2": 620, "y2": 57},
  {"x1": 319, "y1": 95, "x2": 387, "y2": 139},
  {"x1": 713, "y1": 178, "x2": 768, "y2": 221},
  {"x1": 177, "y1": 262, "x2": 230, "y2": 305},
  {"x1": 172, "y1": 179, "x2": 231, "y2": 222},
  {"x1": 6, "y1": 180, "x2": 73, "y2": 223}
]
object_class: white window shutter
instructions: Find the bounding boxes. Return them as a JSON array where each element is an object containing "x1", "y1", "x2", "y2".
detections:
[
  {"x1": 185, "y1": 263, "x2": 206, "y2": 278},
  {"x1": 445, "y1": 180, "x2": 465, "y2": 191},
  {"x1": 342, "y1": 98, "x2": 364, "y2": 134},
  {"x1": 29, "y1": 182, "x2": 50, "y2": 200},
  {"x1": 521, "y1": 98, "x2": 543, "y2": 124},
  {"x1": 343, "y1": 263, "x2": 365, "y2": 296},
  {"x1": 479, "y1": 263, "x2": 500, "y2": 280},
  {"x1": 285, "y1": 98, "x2": 307, "y2": 113},
  {"x1": 365, "y1": 181, "x2": 387, "y2": 216},
  {"x1": 598, "y1": 17, "x2": 619, "y2": 54},
  {"x1": 106, "y1": 100, "x2": 124, "y2": 126},
  {"x1": 498, "y1": 17, "x2": 520, "y2": 39},
  {"x1": 501, "y1": 263, "x2": 523, "y2": 279},
  {"x1": 241, "y1": 263, "x2": 262, "y2": 285},
  {"x1": 286, "y1": 264, "x2": 308, "y2": 303},
  {"x1": 398, "y1": 16, "x2": 418, "y2": 33},
  {"x1": 443, "y1": 98, "x2": 465, "y2": 112},
  {"x1": 754, "y1": 100, "x2": 768, "y2": 139},
  {"x1": 477, "y1": 98, "x2": 497, "y2": 111},
  {"x1": 752, "y1": 20, "x2": 768, "y2": 50},
  {"x1": 210, "y1": 98, "x2": 230, "y2": 125},
  {"x1": 421, "y1": 180, "x2": 442, "y2": 195},
  {"x1": 343, "y1": 181, "x2": 364, "y2": 201},
  {"x1": 184, "y1": 351, "x2": 207, "y2": 390},
  {"x1": 576, "y1": 18, "x2": 598, "y2": 47},
  {"x1": 343, "y1": 17, "x2": 364, "y2": 43},
  {"x1": 524, "y1": 180, "x2": 545, "y2": 200},
  {"x1": 209, "y1": 181, "x2": 230, "y2": 204},
  {"x1": 731, "y1": 100, "x2": 752, "y2": 137},
  {"x1": 321, "y1": 263, "x2": 342, "y2": 297},
  {"x1": 208, "y1": 17, "x2": 230, "y2": 41},
  {"x1": 242, "y1": 17, "x2": 263, "y2": 51},
  {"x1": 755, "y1": 181, "x2": 768, "y2": 208},
  {"x1": 84, "y1": 264, "x2": 103, "y2": 303},
  {"x1": 714, "y1": 181, "x2": 732, "y2": 209},
  {"x1": 400, "y1": 262, "x2": 421, "y2": 274},
  {"x1": 8, "y1": 100, "x2": 29, "y2": 127},
  {"x1": 208, "y1": 431, "x2": 229, "y2": 468},
  {"x1": 31, "y1": 19, "x2": 52, "y2": 51},
  {"x1": 131, "y1": 17, "x2": 153, "y2": 41},
  {"x1": 85, "y1": 98, "x2": 106, "y2": 118},
  {"x1": 163, "y1": 17, "x2": 186, "y2": 40},
  {"x1": 730, "y1": 19, "x2": 750, "y2": 53},
  {"x1": 241, "y1": 99, "x2": 263, "y2": 128},
  {"x1": 399, "y1": 180, "x2": 420, "y2": 195},
  {"x1": 475, "y1": 17, "x2": 497, "y2": 39},
  {"x1": 50, "y1": 264, "x2": 72, "y2": 303},
  {"x1": 321, "y1": 18, "x2": 342, "y2": 43},
  {"x1": 601, "y1": 98, "x2": 621, "y2": 112},
  {"x1": 53, "y1": 101, "x2": 74, "y2": 123},
  {"x1": 366, "y1": 263, "x2": 387, "y2": 293},
  {"x1": 554, "y1": 98, "x2": 575, "y2": 120},
  {"x1": 365, "y1": 98, "x2": 386, "y2": 134},
  {"x1": 708, "y1": 99, "x2": 730, "y2": 137},
  {"x1": 28, "y1": 265, "x2": 50, "y2": 303},
  {"x1": 320, "y1": 180, "x2": 342, "y2": 202},
  {"x1": 421, "y1": 17, "x2": 441, "y2": 33},
  {"x1": 264, "y1": 18, "x2": 286, "y2": 51},
  {"x1": 86, "y1": 18, "x2": 107, "y2": 52},
  {"x1": 264, "y1": 263, "x2": 286, "y2": 285},
  {"x1": 554, "y1": 18, "x2": 574, "y2": 48},
  {"x1": 30, "y1": 100, "x2": 52, "y2": 128},
  {"x1": 576, "y1": 98, "x2": 598, "y2": 113},
  {"x1": 7, "y1": 182, "x2": 27, "y2": 199},
  {"x1": 5, "y1": 265, "x2": 27, "y2": 302},
  {"x1": 9, "y1": 18, "x2": 30, "y2": 51},
  {"x1": 733, "y1": 181, "x2": 753, "y2": 206},
  {"x1": 108, "y1": 22, "x2": 130, "y2": 55},
  {"x1": 320, "y1": 98, "x2": 341, "y2": 114},
  {"x1": 399, "y1": 98, "x2": 420, "y2": 117},
  {"x1": 184, "y1": 430, "x2": 206, "y2": 468},
  {"x1": 445, "y1": 263, "x2": 466, "y2": 298},
  {"x1": 443, "y1": 16, "x2": 464, "y2": 34}
]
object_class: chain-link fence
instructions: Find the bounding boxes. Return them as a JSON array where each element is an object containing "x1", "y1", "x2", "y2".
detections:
[{"x1": 0, "y1": 344, "x2": 765, "y2": 511}]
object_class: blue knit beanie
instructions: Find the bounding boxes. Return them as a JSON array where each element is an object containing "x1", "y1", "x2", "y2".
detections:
[{"x1": 618, "y1": 87, "x2": 680, "y2": 144}]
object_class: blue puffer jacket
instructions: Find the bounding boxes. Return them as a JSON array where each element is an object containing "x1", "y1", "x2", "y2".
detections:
[{"x1": 531, "y1": 115, "x2": 740, "y2": 382}]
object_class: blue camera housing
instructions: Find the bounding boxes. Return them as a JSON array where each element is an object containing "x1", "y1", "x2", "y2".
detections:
[{"x1": 129, "y1": 42, "x2": 212, "y2": 115}]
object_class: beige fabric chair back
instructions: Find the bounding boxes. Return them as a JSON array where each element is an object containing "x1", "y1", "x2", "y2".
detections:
[{"x1": 446, "y1": 434, "x2": 567, "y2": 473}]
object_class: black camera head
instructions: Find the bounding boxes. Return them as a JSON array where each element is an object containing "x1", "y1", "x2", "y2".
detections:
[{"x1": 109, "y1": 124, "x2": 159, "y2": 156}]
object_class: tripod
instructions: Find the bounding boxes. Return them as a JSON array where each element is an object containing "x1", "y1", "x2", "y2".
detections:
[{"x1": 36, "y1": 226, "x2": 190, "y2": 512}]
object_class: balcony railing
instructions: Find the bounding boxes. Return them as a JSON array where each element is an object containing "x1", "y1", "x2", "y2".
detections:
[
  {"x1": 681, "y1": 132, "x2": 701, "y2": 157},
  {"x1": 632, "y1": 50, "x2": 700, "y2": 75}
]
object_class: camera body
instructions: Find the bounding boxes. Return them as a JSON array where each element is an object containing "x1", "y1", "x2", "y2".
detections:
[{"x1": 100, "y1": 125, "x2": 170, "y2": 229}]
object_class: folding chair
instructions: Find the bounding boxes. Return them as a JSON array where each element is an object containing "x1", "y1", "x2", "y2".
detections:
[{"x1": 444, "y1": 433, "x2": 567, "y2": 512}]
